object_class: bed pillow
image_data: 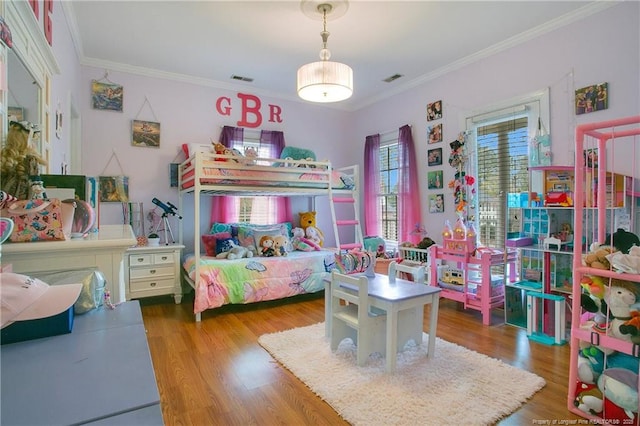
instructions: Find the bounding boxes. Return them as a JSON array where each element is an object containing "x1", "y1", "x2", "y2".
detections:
[
  {"x1": 201, "y1": 231, "x2": 233, "y2": 256},
  {"x1": 236, "y1": 223, "x2": 293, "y2": 253}
]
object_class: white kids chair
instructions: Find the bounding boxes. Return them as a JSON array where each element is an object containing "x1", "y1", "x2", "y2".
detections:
[
  {"x1": 330, "y1": 271, "x2": 387, "y2": 366},
  {"x1": 388, "y1": 261, "x2": 426, "y2": 283}
]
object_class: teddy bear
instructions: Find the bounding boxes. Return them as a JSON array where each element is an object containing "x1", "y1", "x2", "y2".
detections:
[
  {"x1": 215, "y1": 241, "x2": 254, "y2": 260},
  {"x1": 298, "y1": 211, "x2": 324, "y2": 247},
  {"x1": 584, "y1": 244, "x2": 616, "y2": 270},
  {"x1": 212, "y1": 142, "x2": 227, "y2": 161},
  {"x1": 273, "y1": 235, "x2": 289, "y2": 256}
]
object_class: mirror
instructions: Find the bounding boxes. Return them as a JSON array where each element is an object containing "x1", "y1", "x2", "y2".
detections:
[{"x1": 6, "y1": 48, "x2": 41, "y2": 152}]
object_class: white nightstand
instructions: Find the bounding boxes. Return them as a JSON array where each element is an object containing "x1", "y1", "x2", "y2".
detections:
[{"x1": 125, "y1": 244, "x2": 184, "y2": 303}]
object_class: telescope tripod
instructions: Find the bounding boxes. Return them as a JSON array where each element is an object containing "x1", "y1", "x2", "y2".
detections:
[{"x1": 154, "y1": 213, "x2": 175, "y2": 245}]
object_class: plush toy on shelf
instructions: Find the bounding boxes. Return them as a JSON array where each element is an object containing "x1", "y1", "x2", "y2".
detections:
[{"x1": 298, "y1": 211, "x2": 324, "y2": 247}]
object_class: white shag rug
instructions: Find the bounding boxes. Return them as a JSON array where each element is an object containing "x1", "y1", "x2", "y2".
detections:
[{"x1": 258, "y1": 322, "x2": 545, "y2": 426}]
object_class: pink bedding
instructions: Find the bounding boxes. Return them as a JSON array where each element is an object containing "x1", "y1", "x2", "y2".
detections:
[
  {"x1": 180, "y1": 165, "x2": 354, "y2": 190},
  {"x1": 183, "y1": 251, "x2": 336, "y2": 313}
]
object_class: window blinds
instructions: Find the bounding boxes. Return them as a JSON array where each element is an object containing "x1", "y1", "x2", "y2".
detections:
[{"x1": 475, "y1": 116, "x2": 529, "y2": 248}]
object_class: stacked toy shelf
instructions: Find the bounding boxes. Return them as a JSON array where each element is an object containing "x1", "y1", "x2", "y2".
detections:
[
  {"x1": 567, "y1": 115, "x2": 640, "y2": 425},
  {"x1": 429, "y1": 237, "x2": 517, "y2": 325}
]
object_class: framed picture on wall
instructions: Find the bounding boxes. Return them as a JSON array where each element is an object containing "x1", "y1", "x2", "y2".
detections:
[
  {"x1": 428, "y1": 147, "x2": 442, "y2": 166},
  {"x1": 575, "y1": 82, "x2": 608, "y2": 115},
  {"x1": 426, "y1": 100, "x2": 442, "y2": 121},
  {"x1": 429, "y1": 193, "x2": 445, "y2": 213},
  {"x1": 99, "y1": 176, "x2": 129, "y2": 202},
  {"x1": 132, "y1": 120, "x2": 161, "y2": 148},
  {"x1": 427, "y1": 170, "x2": 443, "y2": 189},
  {"x1": 91, "y1": 80, "x2": 123, "y2": 112},
  {"x1": 428, "y1": 123, "x2": 442, "y2": 144}
]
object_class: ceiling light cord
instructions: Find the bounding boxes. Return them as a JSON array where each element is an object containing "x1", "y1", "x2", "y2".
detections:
[{"x1": 320, "y1": 4, "x2": 331, "y2": 60}]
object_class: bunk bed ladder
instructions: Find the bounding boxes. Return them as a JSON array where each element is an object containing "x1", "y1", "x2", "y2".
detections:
[{"x1": 330, "y1": 192, "x2": 364, "y2": 253}]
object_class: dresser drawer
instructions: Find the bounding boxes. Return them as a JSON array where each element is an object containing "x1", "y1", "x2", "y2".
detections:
[
  {"x1": 153, "y1": 252, "x2": 176, "y2": 265},
  {"x1": 129, "y1": 266, "x2": 174, "y2": 280},
  {"x1": 129, "y1": 254, "x2": 153, "y2": 266},
  {"x1": 130, "y1": 277, "x2": 175, "y2": 292}
]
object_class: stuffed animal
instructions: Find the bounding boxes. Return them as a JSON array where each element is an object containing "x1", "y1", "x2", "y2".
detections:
[
  {"x1": 609, "y1": 228, "x2": 640, "y2": 254},
  {"x1": 215, "y1": 241, "x2": 254, "y2": 260},
  {"x1": 273, "y1": 235, "x2": 289, "y2": 257},
  {"x1": 298, "y1": 211, "x2": 324, "y2": 246},
  {"x1": 259, "y1": 235, "x2": 276, "y2": 257},
  {"x1": 212, "y1": 142, "x2": 227, "y2": 161},
  {"x1": 244, "y1": 147, "x2": 258, "y2": 165},
  {"x1": 585, "y1": 244, "x2": 616, "y2": 270},
  {"x1": 619, "y1": 304, "x2": 640, "y2": 344},
  {"x1": 305, "y1": 226, "x2": 324, "y2": 247},
  {"x1": 417, "y1": 237, "x2": 436, "y2": 250},
  {"x1": 291, "y1": 226, "x2": 320, "y2": 251}
]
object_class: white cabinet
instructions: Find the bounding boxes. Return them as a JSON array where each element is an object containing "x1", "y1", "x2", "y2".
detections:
[{"x1": 125, "y1": 244, "x2": 184, "y2": 303}]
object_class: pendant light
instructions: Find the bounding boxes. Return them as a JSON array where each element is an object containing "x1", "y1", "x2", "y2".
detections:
[{"x1": 297, "y1": 2, "x2": 353, "y2": 103}]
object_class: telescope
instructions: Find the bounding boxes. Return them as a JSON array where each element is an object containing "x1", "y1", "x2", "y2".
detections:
[{"x1": 152, "y1": 198, "x2": 182, "y2": 219}]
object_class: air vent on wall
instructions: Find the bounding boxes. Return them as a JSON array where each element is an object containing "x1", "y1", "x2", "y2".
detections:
[
  {"x1": 383, "y1": 74, "x2": 403, "y2": 83},
  {"x1": 231, "y1": 75, "x2": 254, "y2": 82}
]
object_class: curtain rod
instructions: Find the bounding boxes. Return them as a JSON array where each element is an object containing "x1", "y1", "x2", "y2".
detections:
[{"x1": 377, "y1": 124, "x2": 412, "y2": 138}]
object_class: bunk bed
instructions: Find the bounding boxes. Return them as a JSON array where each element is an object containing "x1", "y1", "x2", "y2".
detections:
[
  {"x1": 177, "y1": 150, "x2": 362, "y2": 321},
  {"x1": 568, "y1": 115, "x2": 640, "y2": 424}
]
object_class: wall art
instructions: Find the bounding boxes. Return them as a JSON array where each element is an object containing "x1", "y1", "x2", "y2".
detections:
[
  {"x1": 132, "y1": 120, "x2": 160, "y2": 148},
  {"x1": 91, "y1": 79, "x2": 123, "y2": 112},
  {"x1": 427, "y1": 170, "x2": 443, "y2": 189},
  {"x1": 426, "y1": 100, "x2": 442, "y2": 121},
  {"x1": 575, "y1": 82, "x2": 607, "y2": 115},
  {"x1": 99, "y1": 176, "x2": 129, "y2": 202},
  {"x1": 428, "y1": 123, "x2": 442, "y2": 144},
  {"x1": 428, "y1": 147, "x2": 442, "y2": 166},
  {"x1": 429, "y1": 193, "x2": 445, "y2": 213}
]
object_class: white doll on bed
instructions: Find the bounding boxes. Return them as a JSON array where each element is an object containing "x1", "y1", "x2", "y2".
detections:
[{"x1": 216, "y1": 241, "x2": 255, "y2": 260}]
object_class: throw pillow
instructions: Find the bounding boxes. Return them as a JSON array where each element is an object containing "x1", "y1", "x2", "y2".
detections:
[{"x1": 201, "y1": 232, "x2": 232, "y2": 256}]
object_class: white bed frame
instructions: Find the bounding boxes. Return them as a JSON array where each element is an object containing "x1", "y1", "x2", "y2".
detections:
[{"x1": 177, "y1": 151, "x2": 360, "y2": 321}]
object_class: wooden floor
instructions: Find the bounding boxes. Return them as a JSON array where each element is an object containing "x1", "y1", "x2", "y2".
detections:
[{"x1": 140, "y1": 291, "x2": 583, "y2": 425}]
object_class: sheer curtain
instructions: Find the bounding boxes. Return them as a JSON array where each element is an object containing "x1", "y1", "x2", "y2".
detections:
[
  {"x1": 210, "y1": 126, "x2": 290, "y2": 224},
  {"x1": 397, "y1": 124, "x2": 420, "y2": 244},
  {"x1": 363, "y1": 133, "x2": 381, "y2": 236},
  {"x1": 363, "y1": 125, "x2": 420, "y2": 244},
  {"x1": 210, "y1": 126, "x2": 242, "y2": 223}
]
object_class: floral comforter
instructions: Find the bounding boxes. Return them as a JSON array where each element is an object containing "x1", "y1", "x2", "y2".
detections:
[{"x1": 183, "y1": 250, "x2": 337, "y2": 313}]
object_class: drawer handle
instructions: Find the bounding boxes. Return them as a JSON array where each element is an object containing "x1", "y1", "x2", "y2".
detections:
[
  {"x1": 136, "y1": 257, "x2": 145, "y2": 263},
  {"x1": 150, "y1": 269, "x2": 156, "y2": 274},
  {"x1": 150, "y1": 282, "x2": 157, "y2": 287},
  {"x1": 161, "y1": 256, "x2": 168, "y2": 260}
]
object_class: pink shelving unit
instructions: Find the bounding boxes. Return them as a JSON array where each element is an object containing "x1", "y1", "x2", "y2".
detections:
[
  {"x1": 568, "y1": 115, "x2": 640, "y2": 424},
  {"x1": 429, "y1": 240, "x2": 516, "y2": 325}
]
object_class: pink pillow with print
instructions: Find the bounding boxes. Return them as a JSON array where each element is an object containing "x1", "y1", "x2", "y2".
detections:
[{"x1": 201, "y1": 232, "x2": 231, "y2": 256}]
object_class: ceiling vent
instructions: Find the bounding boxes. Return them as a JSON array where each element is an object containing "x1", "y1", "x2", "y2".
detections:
[
  {"x1": 231, "y1": 75, "x2": 254, "y2": 82},
  {"x1": 383, "y1": 74, "x2": 403, "y2": 83}
]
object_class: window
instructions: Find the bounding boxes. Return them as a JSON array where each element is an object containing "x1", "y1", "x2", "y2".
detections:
[
  {"x1": 466, "y1": 90, "x2": 549, "y2": 249},
  {"x1": 378, "y1": 137, "x2": 399, "y2": 243},
  {"x1": 221, "y1": 128, "x2": 288, "y2": 225}
]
